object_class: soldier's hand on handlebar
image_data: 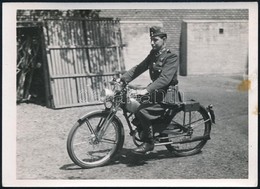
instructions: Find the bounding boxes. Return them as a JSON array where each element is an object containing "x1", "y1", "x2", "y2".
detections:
[
  {"x1": 111, "y1": 78, "x2": 125, "y2": 85},
  {"x1": 115, "y1": 78, "x2": 122, "y2": 83}
]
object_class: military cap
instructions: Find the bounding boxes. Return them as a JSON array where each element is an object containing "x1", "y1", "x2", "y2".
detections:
[{"x1": 150, "y1": 26, "x2": 167, "y2": 38}]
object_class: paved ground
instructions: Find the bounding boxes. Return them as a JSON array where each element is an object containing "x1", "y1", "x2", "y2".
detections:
[{"x1": 16, "y1": 74, "x2": 251, "y2": 186}]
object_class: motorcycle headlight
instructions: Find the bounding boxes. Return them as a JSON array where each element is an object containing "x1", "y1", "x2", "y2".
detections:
[
  {"x1": 100, "y1": 89, "x2": 114, "y2": 100},
  {"x1": 104, "y1": 99, "x2": 113, "y2": 109},
  {"x1": 100, "y1": 88, "x2": 114, "y2": 109}
]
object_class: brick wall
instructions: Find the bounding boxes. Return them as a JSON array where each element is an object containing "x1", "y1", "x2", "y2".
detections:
[
  {"x1": 99, "y1": 9, "x2": 249, "y2": 75},
  {"x1": 99, "y1": 9, "x2": 248, "y2": 54},
  {"x1": 17, "y1": 9, "x2": 249, "y2": 75},
  {"x1": 16, "y1": 10, "x2": 101, "y2": 21}
]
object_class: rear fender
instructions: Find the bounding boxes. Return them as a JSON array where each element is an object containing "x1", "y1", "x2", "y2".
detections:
[
  {"x1": 200, "y1": 105, "x2": 215, "y2": 125},
  {"x1": 206, "y1": 105, "x2": 215, "y2": 124}
]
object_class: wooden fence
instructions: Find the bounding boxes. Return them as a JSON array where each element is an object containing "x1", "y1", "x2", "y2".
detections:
[{"x1": 43, "y1": 18, "x2": 125, "y2": 108}]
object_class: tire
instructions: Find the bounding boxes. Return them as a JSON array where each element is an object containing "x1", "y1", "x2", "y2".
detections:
[
  {"x1": 67, "y1": 110, "x2": 124, "y2": 168},
  {"x1": 165, "y1": 105, "x2": 211, "y2": 156}
]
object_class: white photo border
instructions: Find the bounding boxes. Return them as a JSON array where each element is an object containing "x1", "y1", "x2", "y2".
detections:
[{"x1": 2, "y1": 2, "x2": 258, "y2": 187}]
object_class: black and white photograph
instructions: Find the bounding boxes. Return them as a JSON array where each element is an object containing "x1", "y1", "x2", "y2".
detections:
[{"x1": 2, "y1": 2, "x2": 258, "y2": 187}]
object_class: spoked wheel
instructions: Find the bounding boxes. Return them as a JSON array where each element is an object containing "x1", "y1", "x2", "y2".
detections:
[
  {"x1": 165, "y1": 106, "x2": 211, "y2": 156},
  {"x1": 67, "y1": 111, "x2": 124, "y2": 168}
]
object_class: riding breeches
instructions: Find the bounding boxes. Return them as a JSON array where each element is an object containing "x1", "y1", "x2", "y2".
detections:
[{"x1": 135, "y1": 103, "x2": 166, "y2": 139}]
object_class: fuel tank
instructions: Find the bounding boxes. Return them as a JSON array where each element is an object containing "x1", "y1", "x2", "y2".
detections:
[{"x1": 125, "y1": 97, "x2": 141, "y2": 113}]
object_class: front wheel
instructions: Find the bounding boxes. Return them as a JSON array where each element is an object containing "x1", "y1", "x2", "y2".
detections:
[
  {"x1": 165, "y1": 105, "x2": 211, "y2": 156},
  {"x1": 67, "y1": 110, "x2": 124, "y2": 168}
]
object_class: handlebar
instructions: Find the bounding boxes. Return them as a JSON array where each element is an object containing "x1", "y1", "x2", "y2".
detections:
[
  {"x1": 127, "y1": 84, "x2": 146, "y2": 90},
  {"x1": 109, "y1": 78, "x2": 123, "y2": 85},
  {"x1": 110, "y1": 78, "x2": 146, "y2": 89}
]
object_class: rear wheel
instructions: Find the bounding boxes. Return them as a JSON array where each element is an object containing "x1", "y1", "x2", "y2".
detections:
[
  {"x1": 67, "y1": 111, "x2": 124, "y2": 168},
  {"x1": 165, "y1": 106, "x2": 211, "y2": 156}
]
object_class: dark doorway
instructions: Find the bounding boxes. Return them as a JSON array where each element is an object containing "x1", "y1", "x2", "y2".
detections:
[{"x1": 17, "y1": 26, "x2": 46, "y2": 105}]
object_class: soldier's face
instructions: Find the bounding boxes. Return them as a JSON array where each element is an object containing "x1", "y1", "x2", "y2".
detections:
[{"x1": 151, "y1": 36, "x2": 166, "y2": 51}]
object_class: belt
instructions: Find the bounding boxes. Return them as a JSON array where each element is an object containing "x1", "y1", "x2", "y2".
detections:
[
  {"x1": 169, "y1": 79, "x2": 178, "y2": 86},
  {"x1": 168, "y1": 85, "x2": 178, "y2": 89}
]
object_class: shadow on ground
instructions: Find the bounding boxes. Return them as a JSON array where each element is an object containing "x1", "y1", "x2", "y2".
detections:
[{"x1": 60, "y1": 148, "x2": 202, "y2": 170}]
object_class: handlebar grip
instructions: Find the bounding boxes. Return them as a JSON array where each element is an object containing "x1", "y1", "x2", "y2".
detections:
[{"x1": 110, "y1": 78, "x2": 126, "y2": 86}]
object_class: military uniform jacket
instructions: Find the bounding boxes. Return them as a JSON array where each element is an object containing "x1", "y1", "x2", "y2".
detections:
[{"x1": 121, "y1": 48, "x2": 178, "y2": 93}]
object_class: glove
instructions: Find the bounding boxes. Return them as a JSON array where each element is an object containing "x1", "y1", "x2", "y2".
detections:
[
  {"x1": 115, "y1": 78, "x2": 126, "y2": 84},
  {"x1": 115, "y1": 78, "x2": 121, "y2": 83}
]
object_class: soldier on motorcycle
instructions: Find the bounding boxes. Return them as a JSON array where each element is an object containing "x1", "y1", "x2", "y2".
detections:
[{"x1": 120, "y1": 26, "x2": 179, "y2": 154}]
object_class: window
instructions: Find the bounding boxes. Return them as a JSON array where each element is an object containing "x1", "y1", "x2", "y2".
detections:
[{"x1": 219, "y1": 28, "x2": 224, "y2": 34}]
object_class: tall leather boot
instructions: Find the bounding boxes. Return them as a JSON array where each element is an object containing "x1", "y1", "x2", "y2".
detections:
[{"x1": 132, "y1": 126, "x2": 154, "y2": 155}]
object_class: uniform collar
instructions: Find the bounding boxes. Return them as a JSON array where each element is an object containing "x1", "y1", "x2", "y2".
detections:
[
  {"x1": 155, "y1": 48, "x2": 167, "y2": 56},
  {"x1": 159, "y1": 48, "x2": 167, "y2": 54}
]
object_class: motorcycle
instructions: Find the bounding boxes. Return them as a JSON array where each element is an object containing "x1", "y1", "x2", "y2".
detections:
[{"x1": 67, "y1": 79, "x2": 215, "y2": 168}]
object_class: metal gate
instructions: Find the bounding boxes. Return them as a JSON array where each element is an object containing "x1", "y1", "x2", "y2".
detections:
[{"x1": 43, "y1": 18, "x2": 125, "y2": 108}]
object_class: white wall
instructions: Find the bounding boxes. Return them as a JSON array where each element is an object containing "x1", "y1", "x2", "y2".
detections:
[{"x1": 181, "y1": 20, "x2": 248, "y2": 75}]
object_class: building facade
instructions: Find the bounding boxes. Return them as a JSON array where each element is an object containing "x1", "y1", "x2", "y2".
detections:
[{"x1": 99, "y1": 9, "x2": 249, "y2": 75}]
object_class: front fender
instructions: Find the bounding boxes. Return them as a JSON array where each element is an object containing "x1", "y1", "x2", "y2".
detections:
[
  {"x1": 77, "y1": 109, "x2": 125, "y2": 135},
  {"x1": 77, "y1": 109, "x2": 109, "y2": 124}
]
